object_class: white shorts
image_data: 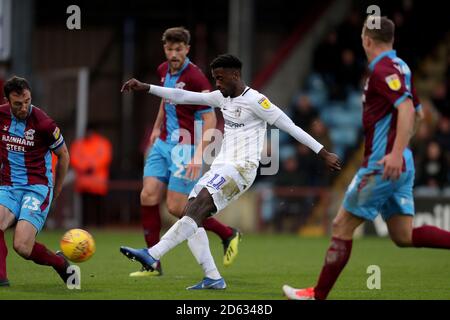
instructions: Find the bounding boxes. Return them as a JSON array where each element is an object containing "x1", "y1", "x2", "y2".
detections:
[{"x1": 189, "y1": 162, "x2": 258, "y2": 213}]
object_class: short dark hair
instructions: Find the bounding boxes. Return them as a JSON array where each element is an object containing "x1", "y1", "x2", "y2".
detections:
[
  {"x1": 363, "y1": 16, "x2": 395, "y2": 44},
  {"x1": 162, "y1": 27, "x2": 190, "y2": 45},
  {"x1": 210, "y1": 54, "x2": 242, "y2": 70},
  {"x1": 3, "y1": 76, "x2": 31, "y2": 100}
]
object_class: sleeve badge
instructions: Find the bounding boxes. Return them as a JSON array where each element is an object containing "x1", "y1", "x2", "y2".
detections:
[
  {"x1": 385, "y1": 74, "x2": 402, "y2": 91},
  {"x1": 258, "y1": 97, "x2": 271, "y2": 109},
  {"x1": 53, "y1": 127, "x2": 61, "y2": 140}
]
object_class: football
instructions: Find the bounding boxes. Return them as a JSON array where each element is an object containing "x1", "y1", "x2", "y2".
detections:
[{"x1": 60, "y1": 229, "x2": 96, "y2": 262}]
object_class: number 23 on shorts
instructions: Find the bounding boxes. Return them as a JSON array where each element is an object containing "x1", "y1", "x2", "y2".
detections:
[{"x1": 22, "y1": 196, "x2": 41, "y2": 211}]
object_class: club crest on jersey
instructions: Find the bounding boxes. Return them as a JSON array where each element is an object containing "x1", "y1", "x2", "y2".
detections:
[
  {"x1": 3, "y1": 125, "x2": 9, "y2": 131},
  {"x1": 53, "y1": 127, "x2": 61, "y2": 140},
  {"x1": 258, "y1": 97, "x2": 271, "y2": 109},
  {"x1": 385, "y1": 74, "x2": 401, "y2": 91},
  {"x1": 175, "y1": 82, "x2": 186, "y2": 89},
  {"x1": 24, "y1": 129, "x2": 35, "y2": 141}
]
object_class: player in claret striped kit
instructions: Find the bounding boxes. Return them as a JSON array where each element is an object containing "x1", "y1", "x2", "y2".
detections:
[
  {"x1": 283, "y1": 16, "x2": 450, "y2": 300},
  {"x1": 0, "y1": 76, "x2": 71, "y2": 287}
]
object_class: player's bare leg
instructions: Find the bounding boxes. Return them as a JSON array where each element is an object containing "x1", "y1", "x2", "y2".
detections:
[
  {"x1": 386, "y1": 215, "x2": 414, "y2": 247},
  {"x1": 387, "y1": 214, "x2": 450, "y2": 249},
  {"x1": 12, "y1": 221, "x2": 37, "y2": 258},
  {"x1": 0, "y1": 206, "x2": 16, "y2": 286},
  {"x1": 166, "y1": 190, "x2": 187, "y2": 217},
  {"x1": 330, "y1": 207, "x2": 365, "y2": 239},
  {"x1": 283, "y1": 207, "x2": 364, "y2": 300},
  {"x1": 13, "y1": 220, "x2": 70, "y2": 284},
  {"x1": 182, "y1": 188, "x2": 217, "y2": 226}
]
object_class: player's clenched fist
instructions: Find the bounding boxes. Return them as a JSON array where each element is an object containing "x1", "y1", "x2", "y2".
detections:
[{"x1": 121, "y1": 78, "x2": 150, "y2": 93}]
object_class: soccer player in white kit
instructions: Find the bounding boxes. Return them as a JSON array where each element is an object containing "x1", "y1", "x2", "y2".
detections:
[{"x1": 120, "y1": 54, "x2": 341, "y2": 289}]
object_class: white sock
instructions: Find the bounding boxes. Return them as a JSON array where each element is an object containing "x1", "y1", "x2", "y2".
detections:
[
  {"x1": 148, "y1": 216, "x2": 198, "y2": 260},
  {"x1": 187, "y1": 227, "x2": 222, "y2": 280}
]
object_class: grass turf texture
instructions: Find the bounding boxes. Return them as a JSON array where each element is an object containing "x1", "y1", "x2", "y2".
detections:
[{"x1": 1, "y1": 230, "x2": 449, "y2": 300}]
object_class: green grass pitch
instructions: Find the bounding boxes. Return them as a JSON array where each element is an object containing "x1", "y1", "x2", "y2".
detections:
[{"x1": 1, "y1": 230, "x2": 449, "y2": 300}]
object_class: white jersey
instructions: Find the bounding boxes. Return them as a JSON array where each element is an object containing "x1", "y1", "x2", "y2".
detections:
[
  {"x1": 210, "y1": 87, "x2": 282, "y2": 166},
  {"x1": 149, "y1": 85, "x2": 283, "y2": 167},
  {"x1": 148, "y1": 84, "x2": 324, "y2": 212}
]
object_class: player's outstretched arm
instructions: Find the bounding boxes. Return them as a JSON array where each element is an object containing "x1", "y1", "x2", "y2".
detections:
[
  {"x1": 121, "y1": 78, "x2": 221, "y2": 108},
  {"x1": 53, "y1": 143, "x2": 70, "y2": 202},
  {"x1": 317, "y1": 148, "x2": 342, "y2": 172},
  {"x1": 121, "y1": 78, "x2": 150, "y2": 92},
  {"x1": 413, "y1": 107, "x2": 424, "y2": 136},
  {"x1": 273, "y1": 112, "x2": 342, "y2": 172},
  {"x1": 148, "y1": 101, "x2": 164, "y2": 149},
  {"x1": 251, "y1": 96, "x2": 341, "y2": 171},
  {"x1": 186, "y1": 110, "x2": 217, "y2": 181}
]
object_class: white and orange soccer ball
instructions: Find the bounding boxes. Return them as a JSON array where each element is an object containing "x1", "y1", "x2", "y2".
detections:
[{"x1": 60, "y1": 229, "x2": 96, "y2": 262}]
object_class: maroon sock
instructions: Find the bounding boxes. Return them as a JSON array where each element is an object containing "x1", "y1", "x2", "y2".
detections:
[
  {"x1": 0, "y1": 230, "x2": 7, "y2": 280},
  {"x1": 141, "y1": 205, "x2": 161, "y2": 247},
  {"x1": 412, "y1": 225, "x2": 450, "y2": 249},
  {"x1": 28, "y1": 242, "x2": 65, "y2": 270},
  {"x1": 314, "y1": 237, "x2": 353, "y2": 300},
  {"x1": 203, "y1": 217, "x2": 234, "y2": 241}
]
